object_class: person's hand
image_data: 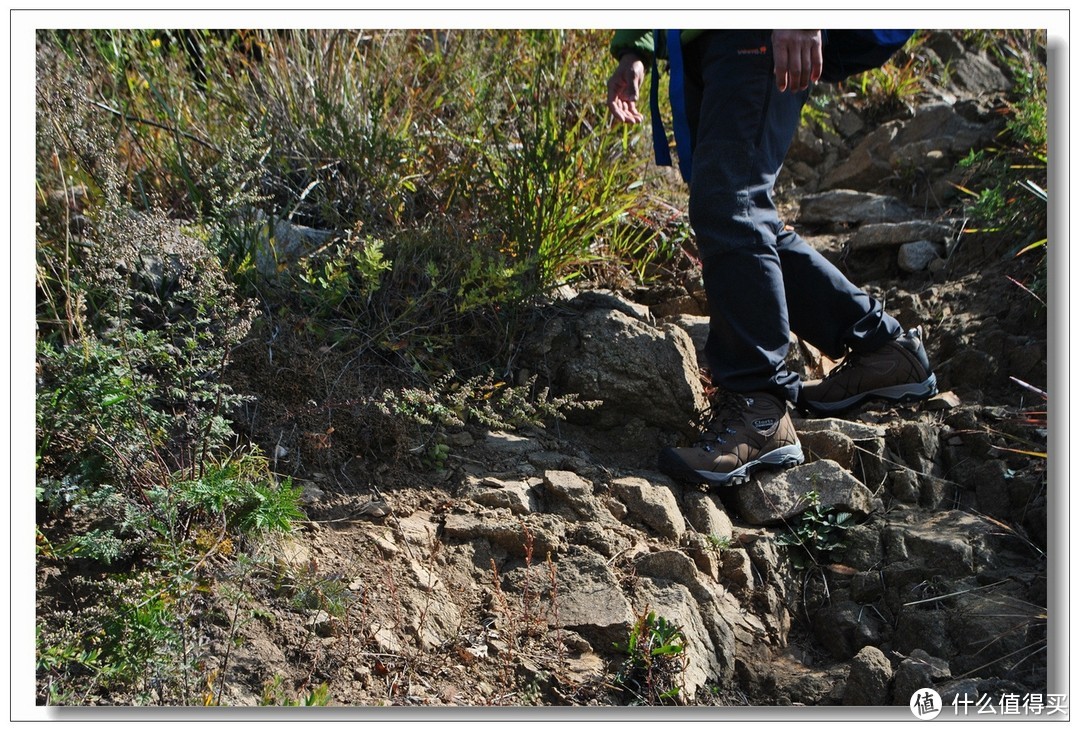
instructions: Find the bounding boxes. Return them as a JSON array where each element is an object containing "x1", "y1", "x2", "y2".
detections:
[
  {"x1": 771, "y1": 30, "x2": 822, "y2": 92},
  {"x1": 607, "y1": 52, "x2": 646, "y2": 123}
]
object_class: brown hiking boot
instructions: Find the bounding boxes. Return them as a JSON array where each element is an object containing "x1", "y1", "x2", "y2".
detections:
[
  {"x1": 659, "y1": 391, "x2": 804, "y2": 487},
  {"x1": 799, "y1": 327, "x2": 938, "y2": 416}
]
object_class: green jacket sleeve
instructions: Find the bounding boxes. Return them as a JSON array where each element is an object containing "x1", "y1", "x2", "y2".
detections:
[{"x1": 610, "y1": 30, "x2": 655, "y2": 63}]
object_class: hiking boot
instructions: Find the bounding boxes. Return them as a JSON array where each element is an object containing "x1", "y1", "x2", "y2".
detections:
[
  {"x1": 799, "y1": 327, "x2": 938, "y2": 417},
  {"x1": 659, "y1": 391, "x2": 804, "y2": 487}
]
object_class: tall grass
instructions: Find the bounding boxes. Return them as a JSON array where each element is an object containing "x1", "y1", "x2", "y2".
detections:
[{"x1": 35, "y1": 27, "x2": 661, "y2": 705}]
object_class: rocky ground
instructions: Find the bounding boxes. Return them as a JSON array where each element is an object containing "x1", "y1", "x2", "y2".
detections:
[
  {"x1": 190, "y1": 34, "x2": 1051, "y2": 709},
  {"x1": 35, "y1": 33, "x2": 1051, "y2": 711}
]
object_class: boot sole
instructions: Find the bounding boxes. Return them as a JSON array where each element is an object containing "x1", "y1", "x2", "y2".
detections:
[
  {"x1": 659, "y1": 444, "x2": 805, "y2": 488},
  {"x1": 801, "y1": 374, "x2": 938, "y2": 417}
]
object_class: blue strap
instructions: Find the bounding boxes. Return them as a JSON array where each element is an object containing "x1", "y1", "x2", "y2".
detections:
[
  {"x1": 649, "y1": 30, "x2": 672, "y2": 168},
  {"x1": 666, "y1": 29, "x2": 693, "y2": 182},
  {"x1": 648, "y1": 30, "x2": 693, "y2": 183}
]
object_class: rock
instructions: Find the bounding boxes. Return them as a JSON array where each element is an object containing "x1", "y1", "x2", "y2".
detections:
[
  {"x1": 925, "y1": 391, "x2": 962, "y2": 410},
  {"x1": 787, "y1": 122, "x2": 827, "y2": 166},
  {"x1": 972, "y1": 459, "x2": 1013, "y2": 520},
  {"x1": 890, "y1": 421, "x2": 941, "y2": 476},
  {"x1": 794, "y1": 417, "x2": 887, "y2": 441},
  {"x1": 948, "y1": 592, "x2": 1045, "y2": 678},
  {"x1": 680, "y1": 490, "x2": 735, "y2": 541},
  {"x1": 542, "y1": 469, "x2": 610, "y2": 523},
  {"x1": 682, "y1": 533, "x2": 723, "y2": 580},
  {"x1": 822, "y1": 123, "x2": 899, "y2": 191},
  {"x1": 797, "y1": 190, "x2": 914, "y2": 226},
  {"x1": 837, "y1": 522, "x2": 885, "y2": 572},
  {"x1": 567, "y1": 520, "x2": 631, "y2": 559},
  {"x1": 442, "y1": 512, "x2": 565, "y2": 558},
  {"x1": 885, "y1": 469, "x2": 922, "y2": 504},
  {"x1": 813, "y1": 599, "x2": 888, "y2": 660},
  {"x1": 947, "y1": 51, "x2": 1014, "y2": 97},
  {"x1": 634, "y1": 549, "x2": 714, "y2": 602},
  {"x1": 309, "y1": 609, "x2": 338, "y2": 637},
  {"x1": 518, "y1": 293, "x2": 709, "y2": 440},
  {"x1": 461, "y1": 475, "x2": 537, "y2": 515},
  {"x1": 731, "y1": 459, "x2": 882, "y2": 526},
  {"x1": 252, "y1": 212, "x2": 335, "y2": 276},
  {"x1": 483, "y1": 430, "x2": 543, "y2": 457},
  {"x1": 795, "y1": 416, "x2": 887, "y2": 487},
  {"x1": 297, "y1": 481, "x2": 325, "y2": 505},
  {"x1": 892, "y1": 649, "x2": 952, "y2": 705},
  {"x1": 572, "y1": 289, "x2": 655, "y2": 324},
  {"x1": 938, "y1": 347, "x2": 997, "y2": 396},
  {"x1": 632, "y1": 578, "x2": 737, "y2": 697},
  {"x1": 798, "y1": 429, "x2": 856, "y2": 468},
  {"x1": 843, "y1": 645, "x2": 893, "y2": 705},
  {"x1": 891, "y1": 103, "x2": 1001, "y2": 162},
  {"x1": 884, "y1": 512, "x2": 984, "y2": 575},
  {"x1": 719, "y1": 549, "x2": 755, "y2": 592},
  {"x1": 851, "y1": 571, "x2": 884, "y2": 603},
  {"x1": 543, "y1": 552, "x2": 636, "y2": 652},
  {"x1": 898, "y1": 240, "x2": 945, "y2": 273},
  {"x1": 922, "y1": 31, "x2": 965, "y2": 64},
  {"x1": 849, "y1": 220, "x2": 955, "y2": 251},
  {"x1": 666, "y1": 313, "x2": 710, "y2": 364},
  {"x1": 401, "y1": 557, "x2": 464, "y2": 649},
  {"x1": 609, "y1": 475, "x2": 686, "y2": 540}
]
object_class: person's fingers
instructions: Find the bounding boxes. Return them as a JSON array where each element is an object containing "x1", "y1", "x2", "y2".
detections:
[
  {"x1": 809, "y1": 39, "x2": 823, "y2": 84},
  {"x1": 797, "y1": 43, "x2": 812, "y2": 89},
  {"x1": 773, "y1": 31, "x2": 822, "y2": 92},
  {"x1": 610, "y1": 97, "x2": 642, "y2": 123},
  {"x1": 607, "y1": 58, "x2": 644, "y2": 123},
  {"x1": 773, "y1": 40, "x2": 790, "y2": 91}
]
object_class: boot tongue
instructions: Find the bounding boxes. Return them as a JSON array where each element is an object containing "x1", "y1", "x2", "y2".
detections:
[{"x1": 711, "y1": 393, "x2": 748, "y2": 428}]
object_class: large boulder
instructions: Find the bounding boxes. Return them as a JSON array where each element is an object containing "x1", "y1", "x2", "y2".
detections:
[{"x1": 517, "y1": 290, "x2": 708, "y2": 455}]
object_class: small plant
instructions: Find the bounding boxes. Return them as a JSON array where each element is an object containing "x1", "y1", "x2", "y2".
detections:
[
  {"x1": 846, "y1": 34, "x2": 927, "y2": 118},
  {"x1": 612, "y1": 609, "x2": 687, "y2": 705},
  {"x1": 485, "y1": 525, "x2": 564, "y2": 704},
  {"x1": 379, "y1": 370, "x2": 598, "y2": 470},
  {"x1": 776, "y1": 491, "x2": 855, "y2": 568},
  {"x1": 705, "y1": 534, "x2": 733, "y2": 553},
  {"x1": 296, "y1": 230, "x2": 394, "y2": 315},
  {"x1": 259, "y1": 674, "x2": 331, "y2": 706}
]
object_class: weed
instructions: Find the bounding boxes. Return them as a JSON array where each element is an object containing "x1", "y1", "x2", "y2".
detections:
[
  {"x1": 260, "y1": 674, "x2": 331, "y2": 706},
  {"x1": 612, "y1": 609, "x2": 687, "y2": 705},
  {"x1": 705, "y1": 534, "x2": 734, "y2": 554},
  {"x1": 484, "y1": 525, "x2": 566, "y2": 704},
  {"x1": 296, "y1": 230, "x2": 394, "y2": 316},
  {"x1": 844, "y1": 33, "x2": 927, "y2": 119},
  {"x1": 948, "y1": 31, "x2": 1047, "y2": 308},
  {"x1": 775, "y1": 491, "x2": 855, "y2": 569},
  {"x1": 988, "y1": 377, "x2": 1048, "y2": 461},
  {"x1": 800, "y1": 91, "x2": 834, "y2": 134},
  {"x1": 379, "y1": 370, "x2": 598, "y2": 470}
]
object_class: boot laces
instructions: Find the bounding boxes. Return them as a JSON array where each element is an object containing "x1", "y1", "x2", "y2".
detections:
[
  {"x1": 824, "y1": 350, "x2": 865, "y2": 381},
  {"x1": 693, "y1": 391, "x2": 749, "y2": 450}
]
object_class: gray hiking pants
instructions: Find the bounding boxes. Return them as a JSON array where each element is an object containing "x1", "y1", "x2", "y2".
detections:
[{"x1": 681, "y1": 30, "x2": 902, "y2": 405}]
